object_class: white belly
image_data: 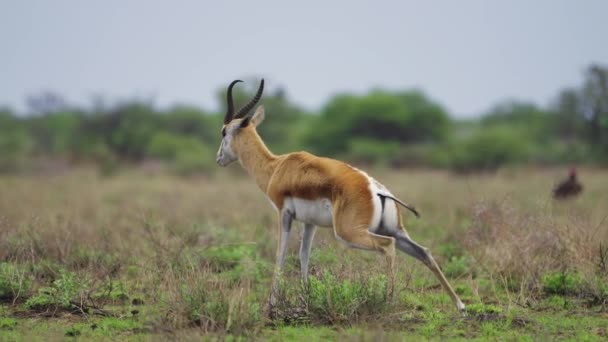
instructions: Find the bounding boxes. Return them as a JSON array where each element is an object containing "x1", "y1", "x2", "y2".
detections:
[{"x1": 284, "y1": 197, "x2": 333, "y2": 227}]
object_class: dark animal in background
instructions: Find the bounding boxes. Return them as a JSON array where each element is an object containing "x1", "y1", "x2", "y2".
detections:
[{"x1": 553, "y1": 168, "x2": 583, "y2": 199}]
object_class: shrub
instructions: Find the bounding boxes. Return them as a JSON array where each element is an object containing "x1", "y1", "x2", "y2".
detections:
[
  {"x1": 194, "y1": 244, "x2": 270, "y2": 283},
  {"x1": 0, "y1": 263, "x2": 31, "y2": 303},
  {"x1": 346, "y1": 138, "x2": 400, "y2": 165},
  {"x1": 443, "y1": 256, "x2": 470, "y2": 278},
  {"x1": 0, "y1": 130, "x2": 33, "y2": 173},
  {"x1": 172, "y1": 280, "x2": 260, "y2": 334},
  {"x1": 146, "y1": 132, "x2": 214, "y2": 175},
  {"x1": 465, "y1": 302, "x2": 503, "y2": 315},
  {"x1": 542, "y1": 272, "x2": 582, "y2": 296},
  {"x1": 462, "y1": 199, "x2": 598, "y2": 298},
  {"x1": 0, "y1": 317, "x2": 18, "y2": 331},
  {"x1": 449, "y1": 126, "x2": 529, "y2": 172},
  {"x1": 25, "y1": 270, "x2": 89, "y2": 311},
  {"x1": 307, "y1": 273, "x2": 388, "y2": 324}
]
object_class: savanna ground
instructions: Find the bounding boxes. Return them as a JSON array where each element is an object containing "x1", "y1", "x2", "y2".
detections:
[{"x1": 1, "y1": 166, "x2": 607, "y2": 341}]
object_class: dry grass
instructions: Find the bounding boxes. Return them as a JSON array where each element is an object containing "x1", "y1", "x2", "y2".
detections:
[{"x1": 1, "y1": 166, "x2": 607, "y2": 338}]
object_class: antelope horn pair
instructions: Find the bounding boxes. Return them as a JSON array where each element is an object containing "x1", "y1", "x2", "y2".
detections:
[{"x1": 223, "y1": 79, "x2": 265, "y2": 124}]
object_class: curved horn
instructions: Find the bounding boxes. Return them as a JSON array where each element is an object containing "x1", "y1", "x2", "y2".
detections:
[
  {"x1": 224, "y1": 80, "x2": 242, "y2": 124},
  {"x1": 234, "y1": 79, "x2": 264, "y2": 119}
]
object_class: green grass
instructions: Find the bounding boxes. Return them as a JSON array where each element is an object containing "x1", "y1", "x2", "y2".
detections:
[{"x1": 0, "y1": 167, "x2": 607, "y2": 340}]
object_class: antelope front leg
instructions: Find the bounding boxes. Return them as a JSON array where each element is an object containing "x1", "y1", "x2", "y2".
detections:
[
  {"x1": 269, "y1": 209, "x2": 293, "y2": 308},
  {"x1": 299, "y1": 223, "x2": 317, "y2": 285}
]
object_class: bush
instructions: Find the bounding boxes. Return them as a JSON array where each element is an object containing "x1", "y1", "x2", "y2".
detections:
[
  {"x1": 346, "y1": 138, "x2": 400, "y2": 165},
  {"x1": 195, "y1": 244, "x2": 270, "y2": 283},
  {"x1": 146, "y1": 132, "x2": 215, "y2": 175},
  {"x1": 304, "y1": 90, "x2": 450, "y2": 157},
  {"x1": 172, "y1": 279, "x2": 260, "y2": 334},
  {"x1": 542, "y1": 272, "x2": 582, "y2": 296},
  {"x1": 450, "y1": 126, "x2": 529, "y2": 172},
  {"x1": 0, "y1": 130, "x2": 33, "y2": 173},
  {"x1": 443, "y1": 256, "x2": 471, "y2": 278},
  {"x1": 25, "y1": 270, "x2": 89, "y2": 311},
  {"x1": 307, "y1": 273, "x2": 388, "y2": 324},
  {"x1": 0, "y1": 263, "x2": 31, "y2": 303}
]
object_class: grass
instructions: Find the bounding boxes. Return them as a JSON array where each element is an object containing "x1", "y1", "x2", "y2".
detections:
[{"x1": 0, "y1": 166, "x2": 607, "y2": 340}]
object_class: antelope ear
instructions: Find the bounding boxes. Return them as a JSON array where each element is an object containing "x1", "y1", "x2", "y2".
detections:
[{"x1": 250, "y1": 105, "x2": 265, "y2": 126}]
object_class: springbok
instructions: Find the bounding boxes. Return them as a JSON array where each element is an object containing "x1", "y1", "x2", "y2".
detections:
[{"x1": 216, "y1": 79, "x2": 465, "y2": 313}]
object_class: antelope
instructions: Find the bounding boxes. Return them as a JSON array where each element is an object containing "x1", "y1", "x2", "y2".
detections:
[{"x1": 216, "y1": 79, "x2": 465, "y2": 313}]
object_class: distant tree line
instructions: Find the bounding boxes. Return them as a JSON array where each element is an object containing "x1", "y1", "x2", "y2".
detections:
[{"x1": 0, "y1": 64, "x2": 606, "y2": 174}]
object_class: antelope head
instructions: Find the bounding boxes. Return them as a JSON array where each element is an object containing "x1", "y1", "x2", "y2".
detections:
[{"x1": 216, "y1": 79, "x2": 265, "y2": 167}]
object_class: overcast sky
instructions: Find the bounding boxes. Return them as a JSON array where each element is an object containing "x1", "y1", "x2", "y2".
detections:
[{"x1": 1, "y1": 1, "x2": 607, "y2": 117}]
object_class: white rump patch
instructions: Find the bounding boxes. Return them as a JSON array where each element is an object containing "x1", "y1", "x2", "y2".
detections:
[{"x1": 350, "y1": 166, "x2": 400, "y2": 234}]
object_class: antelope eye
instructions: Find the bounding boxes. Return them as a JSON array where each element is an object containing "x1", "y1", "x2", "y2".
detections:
[{"x1": 221, "y1": 128, "x2": 226, "y2": 137}]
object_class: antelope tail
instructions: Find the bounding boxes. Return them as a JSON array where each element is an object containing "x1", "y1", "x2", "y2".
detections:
[{"x1": 378, "y1": 193, "x2": 421, "y2": 218}]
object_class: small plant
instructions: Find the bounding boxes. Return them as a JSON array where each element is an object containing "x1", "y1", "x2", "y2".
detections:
[
  {"x1": 64, "y1": 326, "x2": 81, "y2": 337},
  {"x1": 96, "y1": 317, "x2": 144, "y2": 334},
  {"x1": 542, "y1": 295, "x2": 571, "y2": 310},
  {"x1": 542, "y1": 272, "x2": 582, "y2": 296},
  {"x1": 169, "y1": 278, "x2": 260, "y2": 334},
  {"x1": 443, "y1": 256, "x2": 470, "y2": 278},
  {"x1": 93, "y1": 280, "x2": 130, "y2": 304},
  {"x1": 465, "y1": 303, "x2": 503, "y2": 315},
  {"x1": 197, "y1": 244, "x2": 270, "y2": 283},
  {"x1": 307, "y1": 273, "x2": 388, "y2": 324},
  {"x1": 25, "y1": 270, "x2": 89, "y2": 311},
  {"x1": 0, "y1": 317, "x2": 18, "y2": 330},
  {"x1": 0, "y1": 262, "x2": 31, "y2": 303}
]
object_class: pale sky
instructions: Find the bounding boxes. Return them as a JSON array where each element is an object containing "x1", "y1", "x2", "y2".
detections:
[{"x1": 1, "y1": 0, "x2": 607, "y2": 117}]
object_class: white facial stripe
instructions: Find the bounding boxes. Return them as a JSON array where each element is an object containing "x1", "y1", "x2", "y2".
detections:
[{"x1": 217, "y1": 124, "x2": 238, "y2": 165}]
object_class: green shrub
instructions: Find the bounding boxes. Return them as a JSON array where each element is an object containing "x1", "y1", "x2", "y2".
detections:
[
  {"x1": 0, "y1": 317, "x2": 18, "y2": 331},
  {"x1": 93, "y1": 281, "x2": 130, "y2": 303},
  {"x1": 25, "y1": 270, "x2": 89, "y2": 311},
  {"x1": 465, "y1": 302, "x2": 503, "y2": 315},
  {"x1": 307, "y1": 273, "x2": 388, "y2": 323},
  {"x1": 0, "y1": 263, "x2": 31, "y2": 302},
  {"x1": 195, "y1": 245, "x2": 270, "y2": 283},
  {"x1": 146, "y1": 132, "x2": 214, "y2": 175},
  {"x1": 443, "y1": 256, "x2": 470, "y2": 278},
  {"x1": 450, "y1": 126, "x2": 529, "y2": 172},
  {"x1": 542, "y1": 272, "x2": 582, "y2": 295},
  {"x1": 0, "y1": 130, "x2": 33, "y2": 173},
  {"x1": 346, "y1": 138, "x2": 400, "y2": 165},
  {"x1": 64, "y1": 326, "x2": 82, "y2": 337}
]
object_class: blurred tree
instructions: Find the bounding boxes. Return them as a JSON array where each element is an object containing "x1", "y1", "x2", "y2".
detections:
[
  {"x1": 553, "y1": 88, "x2": 585, "y2": 140},
  {"x1": 0, "y1": 109, "x2": 33, "y2": 172},
  {"x1": 551, "y1": 64, "x2": 608, "y2": 160},
  {"x1": 163, "y1": 105, "x2": 219, "y2": 144},
  {"x1": 580, "y1": 64, "x2": 608, "y2": 151},
  {"x1": 304, "y1": 89, "x2": 450, "y2": 158},
  {"x1": 481, "y1": 100, "x2": 553, "y2": 142},
  {"x1": 26, "y1": 111, "x2": 82, "y2": 155},
  {"x1": 82, "y1": 102, "x2": 162, "y2": 160},
  {"x1": 450, "y1": 125, "x2": 528, "y2": 172}
]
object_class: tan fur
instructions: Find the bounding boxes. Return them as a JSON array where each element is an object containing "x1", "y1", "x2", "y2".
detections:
[
  {"x1": 230, "y1": 124, "x2": 391, "y2": 253},
  {"x1": 221, "y1": 105, "x2": 464, "y2": 313}
]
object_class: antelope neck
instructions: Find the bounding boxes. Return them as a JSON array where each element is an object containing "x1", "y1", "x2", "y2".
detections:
[{"x1": 236, "y1": 129, "x2": 279, "y2": 192}]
